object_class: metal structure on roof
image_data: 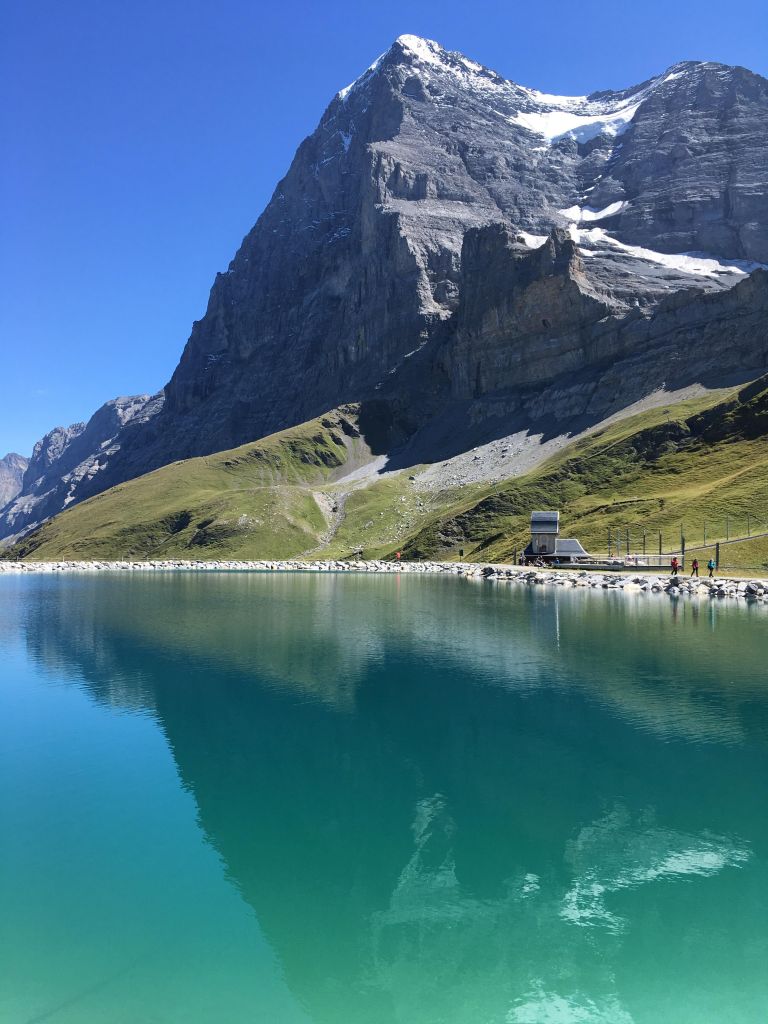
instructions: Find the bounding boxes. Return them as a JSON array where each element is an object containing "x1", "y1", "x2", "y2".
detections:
[{"x1": 530, "y1": 510, "x2": 560, "y2": 529}]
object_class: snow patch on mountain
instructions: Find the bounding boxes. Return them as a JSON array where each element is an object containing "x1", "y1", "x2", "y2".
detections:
[
  {"x1": 394, "y1": 34, "x2": 444, "y2": 67},
  {"x1": 510, "y1": 65, "x2": 701, "y2": 145},
  {"x1": 519, "y1": 231, "x2": 549, "y2": 248},
  {"x1": 560, "y1": 202, "x2": 627, "y2": 223},
  {"x1": 512, "y1": 101, "x2": 641, "y2": 144},
  {"x1": 575, "y1": 227, "x2": 767, "y2": 278}
]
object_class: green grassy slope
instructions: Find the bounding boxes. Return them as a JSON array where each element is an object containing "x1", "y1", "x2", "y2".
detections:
[
  {"x1": 4, "y1": 407, "x2": 361, "y2": 561},
  {"x1": 6, "y1": 378, "x2": 768, "y2": 570},
  {"x1": 401, "y1": 379, "x2": 768, "y2": 571}
]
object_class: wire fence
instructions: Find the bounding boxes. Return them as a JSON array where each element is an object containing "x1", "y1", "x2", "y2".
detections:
[
  {"x1": 604, "y1": 519, "x2": 768, "y2": 557},
  {"x1": 591, "y1": 521, "x2": 768, "y2": 572}
]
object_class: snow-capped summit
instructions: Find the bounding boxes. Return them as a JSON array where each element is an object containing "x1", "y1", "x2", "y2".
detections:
[
  {"x1": 338, "y1": 36, "x2": 744, "y2": 152},
  {"x1": 337, "y1": 33, "x2": 512, "y2": 102},
  {"x1": 392, "y1": 34, "x2": 452, "y2": 63}
]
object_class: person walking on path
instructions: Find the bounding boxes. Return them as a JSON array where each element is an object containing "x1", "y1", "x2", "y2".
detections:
[
  {"x1": 708, "y1": 558, "x2": 716, "y2": 577},
  {"x1": 670, "y1": 557, "x2": 680, "y2": 576},
  {"x1": 691, "y1": 558, "x2": 699, "y2": 577}
]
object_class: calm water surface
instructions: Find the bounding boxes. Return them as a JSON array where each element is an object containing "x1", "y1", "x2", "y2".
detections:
[{"x1": 1, "y1": 573, "x2": 767, "y2": 1023}]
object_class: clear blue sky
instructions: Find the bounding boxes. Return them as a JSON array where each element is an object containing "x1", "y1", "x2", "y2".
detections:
[{"x1": 3, "y1": 0, "x2": 767, "y2": 457}]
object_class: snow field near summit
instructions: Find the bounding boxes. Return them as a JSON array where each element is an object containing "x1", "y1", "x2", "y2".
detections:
[
  {"x1": 511, "y1": 100, "x2": 642, "y2": 144},
  {"x1": 510, "y1": 66, "x2": 691, "y2": 146}
]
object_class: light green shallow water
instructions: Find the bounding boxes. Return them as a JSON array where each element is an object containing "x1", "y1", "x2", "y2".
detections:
[{"x1": 1, "y1": 573, "x2": 767, "y2": 1024}]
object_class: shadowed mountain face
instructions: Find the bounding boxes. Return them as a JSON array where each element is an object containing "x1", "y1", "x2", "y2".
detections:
[
  {"x1": 16, "y1": 573, "x2": 768, "y2": 1022},
  {"x1": 0, "y1": 453, "x2": 27, "y2": 510},
  {"x1": 5, "y1": 36, "x2": 768, "y2": 543}
]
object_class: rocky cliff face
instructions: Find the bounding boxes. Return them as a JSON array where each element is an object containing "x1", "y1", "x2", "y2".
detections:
[
  {"x1": 0, "y1": 394, "x2": 160, "y2": 545},
  {"x1": 438, "y1": 226, "x2": 768, "y2": 406},
  {"x1": 442, "y1": 227, "x2": 616, "y2": 398},
  {"x1": 588, "y1": 61, "x2": 768, "y2": 262},
  {"x1": 0, "y1": 453, "x2": 28, "y2": 510},
  {"x1": 3, "y1": 36, "x2": 768, "y2": 543},
  {"x1": 156, "y1": 40, "x2": 768, "y2": 458}
]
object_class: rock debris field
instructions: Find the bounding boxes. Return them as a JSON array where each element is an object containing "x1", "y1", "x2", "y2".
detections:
[{"x1": 2, "y1": 560, "x2": 768, "y2": 603}]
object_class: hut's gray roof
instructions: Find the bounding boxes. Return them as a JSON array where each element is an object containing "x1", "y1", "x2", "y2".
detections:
[
  {"x1": 554, "y1": 539, "x2": 589, "y2": 556},
  {"x1": 530, "y1": 510, "x2": 560, "y2": 529}
]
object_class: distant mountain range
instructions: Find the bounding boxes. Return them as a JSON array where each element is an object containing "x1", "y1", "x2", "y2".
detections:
[{"x1": 3, "y1": 36, "x2": 767, "y2": 554}]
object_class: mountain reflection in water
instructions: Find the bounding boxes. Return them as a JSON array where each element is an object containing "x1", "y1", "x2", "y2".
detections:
[{"x1": 6, "y1": 572, "x2": 768, "y2": 1024}]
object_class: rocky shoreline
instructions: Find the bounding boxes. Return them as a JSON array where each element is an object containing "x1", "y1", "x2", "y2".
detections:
[{"x1": 1, "y1": 559, "x2": 768, "y2": 601}]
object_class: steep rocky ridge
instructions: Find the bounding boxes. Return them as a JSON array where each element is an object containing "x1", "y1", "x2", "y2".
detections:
[
  {"x1": 0, "y1": 453, "x2": 28, "y2": 510},
  {"x1": 4, "y1": 36, "x2": 768, "y2": 544},
  {"x1": 0, "y1": 394, "x2": 161, "y2": 546}
]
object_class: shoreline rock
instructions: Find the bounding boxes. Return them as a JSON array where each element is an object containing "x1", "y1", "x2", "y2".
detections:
[{"x1": 1, "y1": 560, "x2": 767, "y2": 603}]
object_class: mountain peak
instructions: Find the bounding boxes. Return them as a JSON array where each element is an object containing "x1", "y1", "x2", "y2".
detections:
[
  {"x1": 337, "y1": 33, "x2": 502, "y2": 103},
  {"x1": 392, "y1": 34, "x2": 442, "y2": 56}
]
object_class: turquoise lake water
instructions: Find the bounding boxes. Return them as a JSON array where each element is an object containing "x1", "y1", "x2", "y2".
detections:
[{"x1": 1, "y1": 572, "x2": 767, "y2": 1024}]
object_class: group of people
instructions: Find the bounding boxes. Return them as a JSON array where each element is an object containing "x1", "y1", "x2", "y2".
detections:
[{"x1": 669, "y1": 557, "x2": 717, "y2": 577}]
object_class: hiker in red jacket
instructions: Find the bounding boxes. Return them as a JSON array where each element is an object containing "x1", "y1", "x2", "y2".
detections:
[{"x1": 670, "y1": 557, "x2": 680, "y2": 576}]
